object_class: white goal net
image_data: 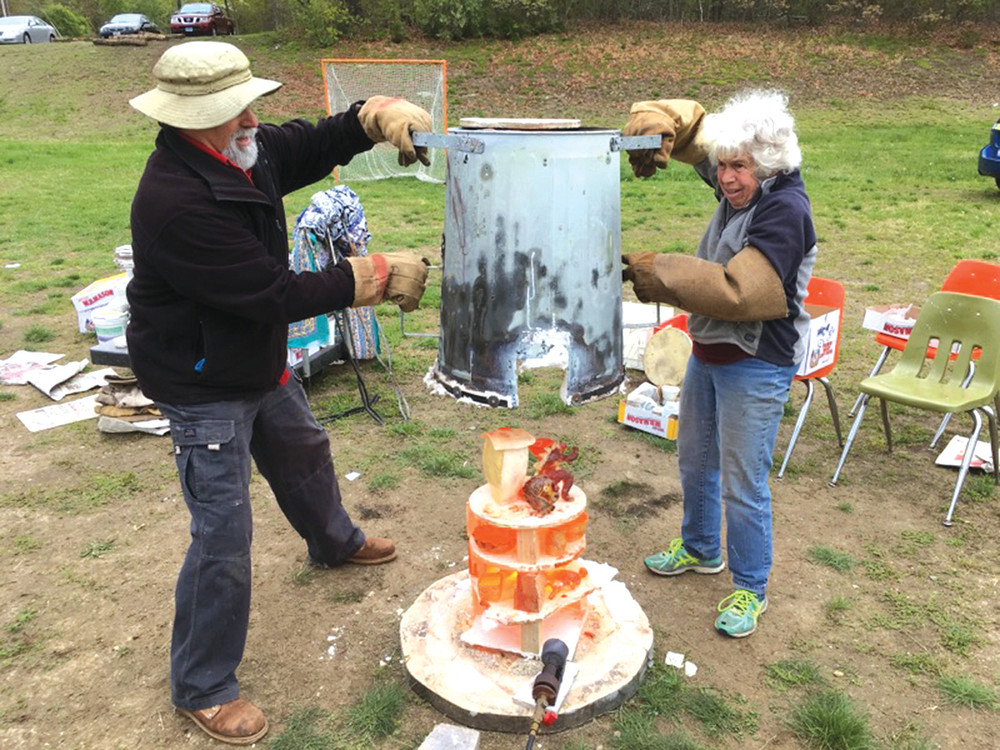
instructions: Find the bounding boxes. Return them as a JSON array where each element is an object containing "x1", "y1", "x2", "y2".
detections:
[{"x1": 322, "y1": 58, "x2": 448, "y2": 184}]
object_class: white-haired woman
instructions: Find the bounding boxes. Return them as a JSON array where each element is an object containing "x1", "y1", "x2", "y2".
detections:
[{"x1": 621, "y1": 91, "x2": 817, "y2": 637}]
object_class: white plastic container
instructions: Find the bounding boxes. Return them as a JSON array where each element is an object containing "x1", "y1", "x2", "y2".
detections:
[
  {"x1": 92, "y1": 307, "x2": 129, "y2": 344},
  {"x1": 114, "y1": 244, "x2": 134, "y2": 283}
]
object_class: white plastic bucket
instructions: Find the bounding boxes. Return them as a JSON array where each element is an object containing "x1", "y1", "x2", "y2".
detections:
[{"x1": 92, "y1": 307, "x2": 128, "y2": 343}]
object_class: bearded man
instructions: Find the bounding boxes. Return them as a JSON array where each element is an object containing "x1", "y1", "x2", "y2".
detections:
[{"x1": 127, "y1": 41, "x2": 431, "y2": 744}]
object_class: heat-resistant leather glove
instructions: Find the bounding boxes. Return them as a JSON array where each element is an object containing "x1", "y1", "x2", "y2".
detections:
[
  {"x1": 622, "y1": 251, "x2": 669, "y2": 304},
  {"x1": 346, "y1": 252, "x2": 429, "y2": 312},
  {"x1": 623, "y1": 248, "x2": 788, "y2": 321},
  {"x1": 380, "y1": 252, "x2": 429, "y2": 312},
  {"x1": 622, "y1": 99, "x2": 708, "y2": 178},
  {"x1": 358, "y1": 96, "x2": 433, "y2": 167},
  {"x1": 346, "y1": 254, "x2": 390, "y2": 308}
]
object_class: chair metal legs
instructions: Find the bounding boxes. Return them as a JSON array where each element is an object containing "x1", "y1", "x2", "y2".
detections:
[
  {"x1": 831, "y1": 395, "x2": 997, "y2": 526},
  {"x1": 879, "y1": 398, "x2": 893, "y2": 452},
  {"x1": 829, "y1": 393, "x2": 871, "y2": 487},
  {"x1": 778, "y1": 380, "x2": 814, "y2": 480},
  {"x1": 944, "y1": 409, "x2": 985, "y2": 526},
  {"x1": 778, "y1": 377, "x2": 843, "y2": 480},
  {"x1": 820, "y1": 377, "x2": 844, "y2": 448},
  {"x1": 850, "y1": 345, "x2": 891, "y2": 417}
]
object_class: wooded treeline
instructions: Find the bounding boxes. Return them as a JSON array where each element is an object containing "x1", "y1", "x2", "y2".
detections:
[{"x1": 10, "y1": 0, "x2": 1000, "y2": 43}]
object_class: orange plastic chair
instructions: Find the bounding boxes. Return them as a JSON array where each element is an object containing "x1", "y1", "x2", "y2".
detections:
[
  {"x1": 777, "y1": 276, "x2": 845, "y2": 479},
  {"x1": 848, "y1": 260, "x2": 1000, "y2": 446},
  {"x1": 652, "y1": 312, "x2": 690, "y2": 336}
]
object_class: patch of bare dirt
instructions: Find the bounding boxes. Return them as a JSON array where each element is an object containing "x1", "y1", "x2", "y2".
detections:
[
  {"x1": 3, "y1": 355, "x2": 999, "y2": 748},
  {"x1": 2, "y1": 22, "x2": 1000, "y2": 750}
]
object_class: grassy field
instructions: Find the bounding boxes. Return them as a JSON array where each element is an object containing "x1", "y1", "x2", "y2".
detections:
[{"x1": 2, "y1": 22, "x2": 1000, "y2": 750}]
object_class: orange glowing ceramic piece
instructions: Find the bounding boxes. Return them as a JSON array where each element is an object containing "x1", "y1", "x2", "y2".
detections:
[{"x1": 520, "y1": 440, "x2": 579, "y2": 514}]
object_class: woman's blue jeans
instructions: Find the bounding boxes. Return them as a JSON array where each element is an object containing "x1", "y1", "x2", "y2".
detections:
[
  {"x1": 156, "y1": 376, "x2": 364, "y2": 711},
  {"x1": 677, "y1": 355, "x2": 796, "y2": 598}
]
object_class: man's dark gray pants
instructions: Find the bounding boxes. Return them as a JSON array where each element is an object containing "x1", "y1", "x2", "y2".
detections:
[{"x1": 157, "y1": 375, "x2": 364, "y2": 710}]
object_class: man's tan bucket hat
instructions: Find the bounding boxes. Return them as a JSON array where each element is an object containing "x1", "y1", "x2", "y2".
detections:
[{"x1": 130, "y1": 41, "x2": 281, "y2": 129}]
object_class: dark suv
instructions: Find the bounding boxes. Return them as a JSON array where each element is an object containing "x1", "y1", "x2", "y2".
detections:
[
  {"x1": 170, "y1": 3, "x2": 235, "y2": 36},
  {"x1": 979, "y1": 119, "x2": 1000, "y2": 190}
]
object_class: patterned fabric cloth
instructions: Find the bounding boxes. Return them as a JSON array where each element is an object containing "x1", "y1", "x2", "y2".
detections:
[
  {"x1": 295, "y1": 184, "x2": 372, "y2": 261},
  {"x1": 288, "y1": 186, "x2": 379, "y2": 358}
]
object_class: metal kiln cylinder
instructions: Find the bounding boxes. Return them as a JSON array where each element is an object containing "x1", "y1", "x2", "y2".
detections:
[{"x1": 416, "y1": 126, "x2": 653, "y2": 408}]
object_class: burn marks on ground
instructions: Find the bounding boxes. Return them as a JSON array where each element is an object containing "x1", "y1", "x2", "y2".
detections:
[{"x1": 592, "y1": 480, "x2": 681, "y2": 520}]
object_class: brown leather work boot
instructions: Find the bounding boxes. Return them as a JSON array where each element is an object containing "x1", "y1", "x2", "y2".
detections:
[
  {"x1": 348, "y1": 536, "x2": 396, "y2": 565},
  {"x1": 178, "y1": 698, "x2": 268, "y2": 745}
]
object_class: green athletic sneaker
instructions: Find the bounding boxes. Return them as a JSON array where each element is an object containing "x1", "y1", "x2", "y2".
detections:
[
  {"x1": 644, "y1": 538, "x2": 725, "y2": 576},
  {"x1": 715, "y1": 589, "x2": 768, "y2": 638}
]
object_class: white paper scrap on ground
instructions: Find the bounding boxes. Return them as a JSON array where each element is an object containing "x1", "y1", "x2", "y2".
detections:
[
  {"x1": 664, "y1": 651, "x2": 685, "y2": 668},
  {"x1": 33, "y1": 366, "x2": 115, "y2": 401},
  {"x1": 25, "y1": 359, "x2": 89, "y2": 399},
  {"x1": 417, "y1": 722, "x2": 481, "y2": 750},
  {"x1": 512, "y1": 660, "x2": 580, "y2": 711},
  {"x1": 345, "y1": 471, "x2": 361, "y2": 481},
  {"x1": 934, "y1": 434, "x2": 994, "y2": 473},
  {"x1": 0, "y1": 350, "x2": 63, "y2": 385},
  {"x1": 17, "y1": 395, "x2": 100, "y2": 432},
  {"x1": 665, "y1": 650, "x2": 697, "y2": 676}
]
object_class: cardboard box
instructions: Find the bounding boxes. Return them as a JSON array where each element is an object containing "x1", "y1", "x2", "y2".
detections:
[
  {"x1": 71, "y1": 273, "x2": 129, "y2": 333},
  {"x1": 797, "y1": 302, "x2": 840, "y2": 377},
  {"x1": 617, "y1": 382, "x2": 680, "y2": 439},
  {"x1": 618, "y1": 400, "x2": 679, "y2": 439},
  {"x1": 861, "y1": 303, "x2": 920, "y2": 339}
]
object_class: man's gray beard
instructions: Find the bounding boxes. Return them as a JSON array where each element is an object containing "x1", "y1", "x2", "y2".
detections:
[{"x1": 223, "y1": 127, "x2": 259, "y2": 170}]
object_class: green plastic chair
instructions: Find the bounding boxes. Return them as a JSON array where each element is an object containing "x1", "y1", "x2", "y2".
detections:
[{"x1": 829, "y1": 291, "x2": 1000, "y2": 526}]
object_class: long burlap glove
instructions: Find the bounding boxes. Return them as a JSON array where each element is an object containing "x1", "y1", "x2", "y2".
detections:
[
  {"x1": 622, "y1": 251, "x2": 670, "y2": 303},
  {"x1": 623, "y1": 249, "x2": 788, "y2": 321},
  {"x1": 381, "y1": 252, "x2": 429, "y2": 312},
  {"x1": 622, "y1": 99, "x2": 708, "y2": 178},
  {"x1": 358, "y1": 96, "x2": 433, "y2": 167}
]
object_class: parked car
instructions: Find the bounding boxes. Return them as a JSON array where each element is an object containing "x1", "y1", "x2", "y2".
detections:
[
  {"x1": 169, "y1": 3, "x2": 234, "y2": 36},
  {"x1": 978, "y1": 119, "x2": 1000, "y2": 189},
  {"x1": 0, "y1": 15, "x2": 58, "y2": 44},
  {"x1": 99, "y1": 13, "x2": 159, "y2": 38}
]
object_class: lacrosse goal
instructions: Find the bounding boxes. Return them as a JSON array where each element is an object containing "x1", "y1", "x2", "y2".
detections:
[{"x1": 322, "y1": 58, "x2": 448, "y2": 183}]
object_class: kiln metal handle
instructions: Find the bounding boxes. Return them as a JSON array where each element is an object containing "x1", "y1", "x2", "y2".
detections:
[
  {"x1": 611, "y1": 134, "x2": 663, "y2": 152},
  {"x1": 411, "y1": 131, "x2": 484, "y2": 153}
]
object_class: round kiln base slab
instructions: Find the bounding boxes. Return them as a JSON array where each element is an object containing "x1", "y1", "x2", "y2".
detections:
[{"x1": 400, "y1": 571, "x2": 653, "y2": 733}]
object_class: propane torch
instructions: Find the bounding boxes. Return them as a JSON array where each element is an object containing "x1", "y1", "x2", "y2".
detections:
[{"x1": 524, "y1": 638, "x2": 569, "y2": 750}]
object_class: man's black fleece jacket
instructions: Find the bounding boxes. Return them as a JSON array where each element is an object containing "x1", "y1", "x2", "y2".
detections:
[{"x1": 127, "y1": 105, "x2": 373, "y2": 404}]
